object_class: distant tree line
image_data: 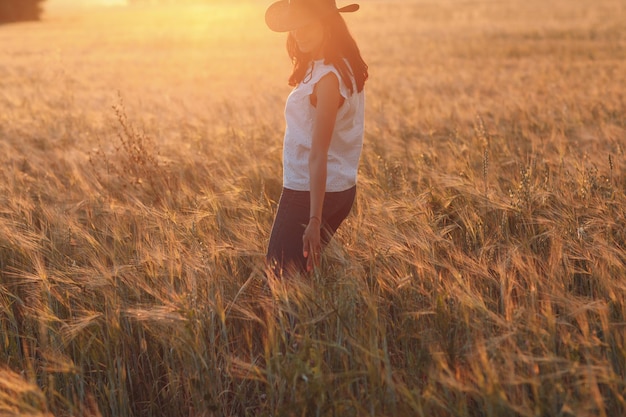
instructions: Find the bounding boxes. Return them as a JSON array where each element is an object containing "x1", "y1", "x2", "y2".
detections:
[{"x1": 0, "y1": 0, "x2": 45, "y2": 23}]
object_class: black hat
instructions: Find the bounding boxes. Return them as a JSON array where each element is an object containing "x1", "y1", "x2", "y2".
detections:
[{"x1": 265, "y1": 0, "x2": 359, "y2": 32}]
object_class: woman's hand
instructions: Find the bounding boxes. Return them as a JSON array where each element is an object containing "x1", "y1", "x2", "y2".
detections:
[{"x1": 302, "y1": 217, "x2": 322, "y2": 272}]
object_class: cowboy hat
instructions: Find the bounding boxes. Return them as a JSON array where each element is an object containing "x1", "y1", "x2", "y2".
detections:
[{"x1": 265, "y1": 0, "x2": 360, "y2": 32}]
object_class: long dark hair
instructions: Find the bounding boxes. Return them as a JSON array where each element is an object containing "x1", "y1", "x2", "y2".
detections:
[{"x1": 286, "y1": 12, "x2": 368, "y2": 94}]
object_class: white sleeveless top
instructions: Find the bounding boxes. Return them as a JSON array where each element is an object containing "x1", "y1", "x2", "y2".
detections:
[{"x1": 282, "y1": 59, "x2": 365, "y2": 192}]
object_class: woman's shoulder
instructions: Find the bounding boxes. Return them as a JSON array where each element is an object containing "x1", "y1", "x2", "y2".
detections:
[
  {"x1": 311, "y1": 59, "x2": 344, "y2": 75},
  {"x1": 309, "y1": 59, "x2": 354, "y2": 97}
]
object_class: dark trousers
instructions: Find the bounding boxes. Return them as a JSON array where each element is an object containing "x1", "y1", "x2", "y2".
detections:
[{"x1": 266, "y1": 186, "x2": 356, "y2": 276}]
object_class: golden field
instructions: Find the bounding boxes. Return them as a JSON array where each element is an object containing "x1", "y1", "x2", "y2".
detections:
[{"x1": 1, "y1": 0, "x2": 625, "y2": 415}]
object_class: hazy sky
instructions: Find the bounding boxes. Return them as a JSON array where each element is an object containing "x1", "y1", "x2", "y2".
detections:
[{"x1": 48, "y1": 0, "x2": 127, "y2": 7}]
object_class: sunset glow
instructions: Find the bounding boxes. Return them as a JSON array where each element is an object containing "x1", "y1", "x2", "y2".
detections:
[
  {"x1": 2, "y1": 0, "x2": 626, "y2": 415},
  {"x1": 47, "y1": 0, "x2": 127, "y2": 8}
]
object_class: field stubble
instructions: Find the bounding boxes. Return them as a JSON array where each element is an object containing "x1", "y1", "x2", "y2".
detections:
[{"x1": 1, "y1": 0, "x2": 625, "y2": 416}]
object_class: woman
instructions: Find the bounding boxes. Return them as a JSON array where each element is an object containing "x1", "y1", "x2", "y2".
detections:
[{"x1": 265, "y1": 0, "x2": 368, "y2": 276}]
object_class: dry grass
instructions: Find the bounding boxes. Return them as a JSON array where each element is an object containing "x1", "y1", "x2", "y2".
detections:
[{"x1": 1, "y1": 0, "x2": 625, "y2": 415}]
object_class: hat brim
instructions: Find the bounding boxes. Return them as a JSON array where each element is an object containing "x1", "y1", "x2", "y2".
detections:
[{"x1": 265, "y1": 0, "x2": 360, "y2": 32}]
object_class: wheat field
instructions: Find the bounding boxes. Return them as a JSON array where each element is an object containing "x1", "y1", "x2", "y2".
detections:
[{"x1": 1, "y1": 0, "x2": 625, "y2": 416}]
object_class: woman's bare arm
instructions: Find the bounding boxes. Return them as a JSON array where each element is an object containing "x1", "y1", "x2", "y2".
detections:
[{"x1": 302, "y1": 72, "x2": 342, "y2": 271}]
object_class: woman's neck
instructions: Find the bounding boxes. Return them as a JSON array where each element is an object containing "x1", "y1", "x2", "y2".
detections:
[{"x1": 310, "y1": 44, "x2": 324, "y2": 61}]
